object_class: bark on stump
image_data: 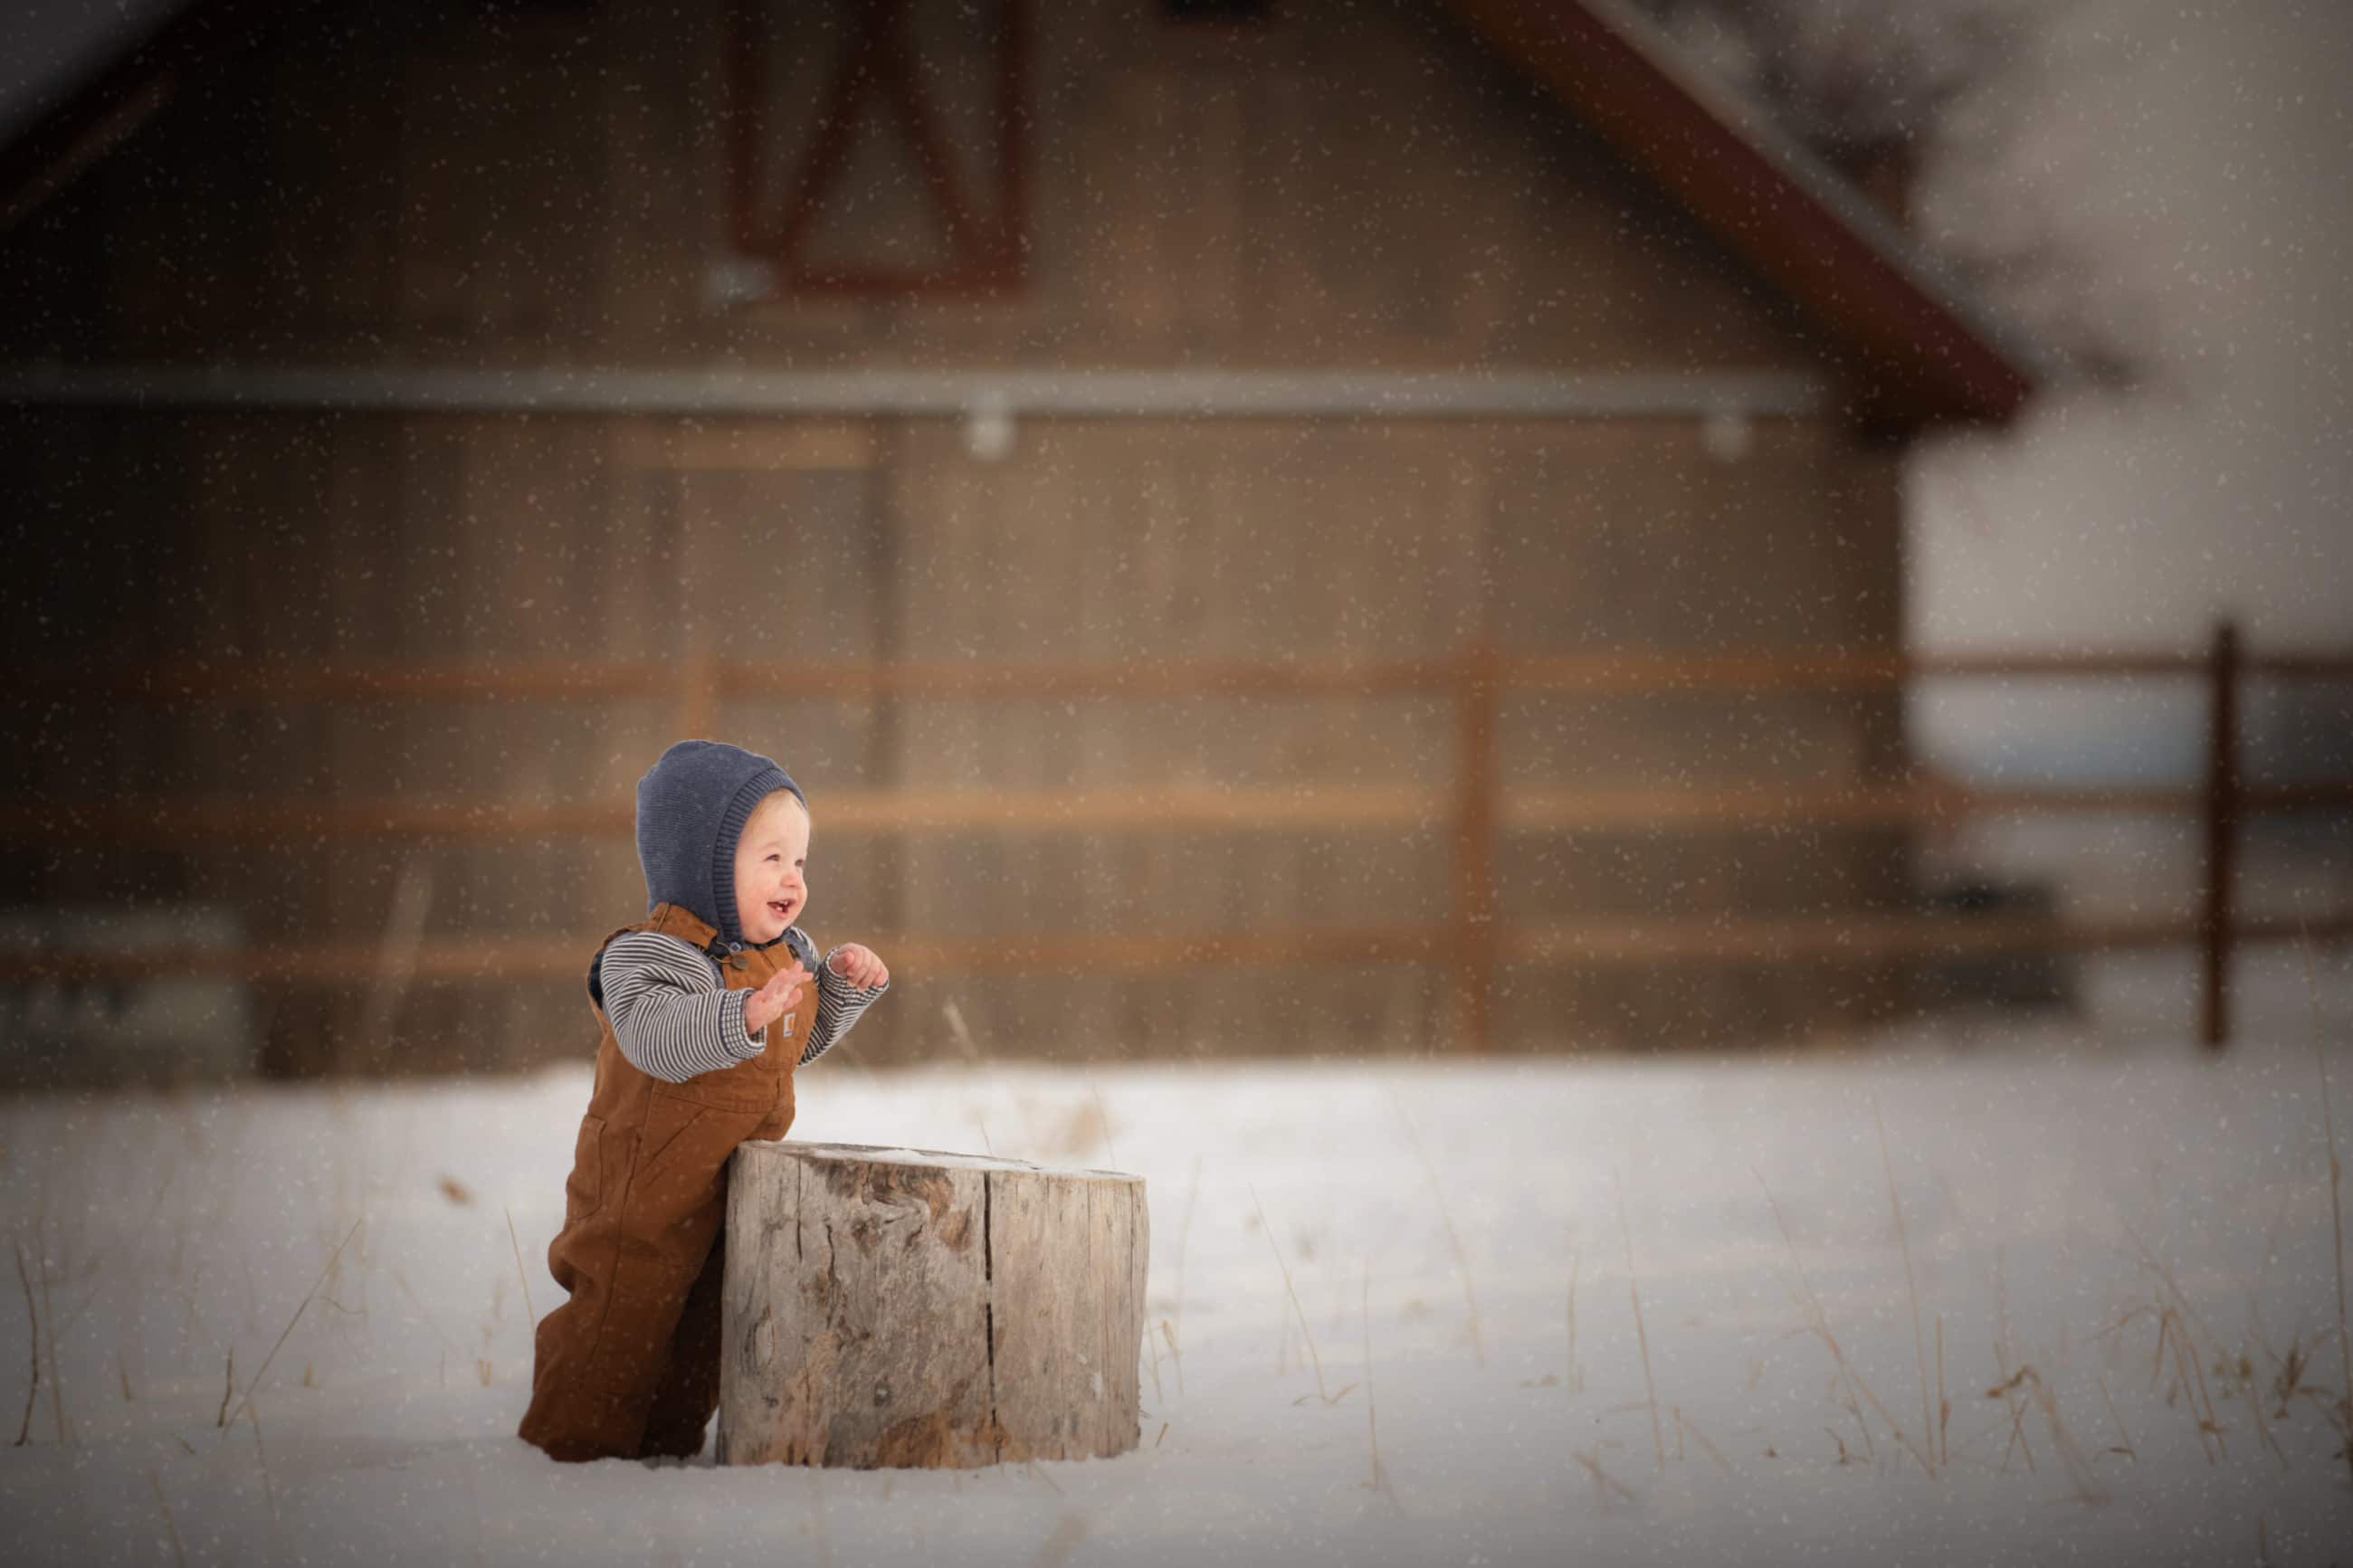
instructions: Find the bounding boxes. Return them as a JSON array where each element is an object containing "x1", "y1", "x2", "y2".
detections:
[{"x1": 717, "y1": 1140, "x2": 1148, "y2": 1468}]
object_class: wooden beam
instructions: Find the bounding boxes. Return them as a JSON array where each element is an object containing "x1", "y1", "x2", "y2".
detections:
[
  {"x1": 8, "y1": 777, "x2": 2348, "y2": 845},
  {"x1": 1506, "y1": 911, "x2": 2207, "y2": 964},
  {"x1": 729, "y1": 0, "x2": 1027, "y2": 295},
  {"x1": 3, "y1": 660, "x2": 680, "y2": 703},
  {"x1": 12, "y1": 648, "x2": 2352, "y2": 706},
  {"x1": 725, "y1": 654, "x2": 1456, "y2": 700},
  {"x1": 612, "y1": 419, "x2": 878, "y2": 472},
  {"x1": 2201, "y1": 619, "x2": 2242, "y2": 1049},
  {"x1": 1452, "y1": 643, "x2": 1502, "y2": 1051},
  {"x1": 0, "y1": 0, "x2": 312, "y2": 232},
  {"x1": 9, "y1": 909, "x2": 2347, "y2": 985},
  {"x1": 1510, "y1": 648, "x2": 1905, "y2": 693}
]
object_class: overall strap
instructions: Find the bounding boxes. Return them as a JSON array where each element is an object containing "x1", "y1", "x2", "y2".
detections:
[
  {"x1": 585, "y1": 917, "x2": 667, "y2": 1012},
  {"x1": 586, "y1": 903, "x2": 805, "y2": 1007}
]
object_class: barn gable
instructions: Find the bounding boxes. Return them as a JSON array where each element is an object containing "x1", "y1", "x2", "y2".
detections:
[{"x1": 0, "y1": 0, "x2": 2040, "y2": 432}]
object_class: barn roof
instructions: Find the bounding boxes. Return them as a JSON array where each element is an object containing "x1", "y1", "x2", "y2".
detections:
[
  {"x1": 0, "y1": 0, "x2": 2053, "y2": 431},
  {"x1": 1440, "y1": 0, "x2": 2057, "y2": 428}
]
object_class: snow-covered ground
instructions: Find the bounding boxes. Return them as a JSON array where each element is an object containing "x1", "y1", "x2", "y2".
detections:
[{"x1": 3, "y1": 944, "x2": 2351, "y2": 1567}]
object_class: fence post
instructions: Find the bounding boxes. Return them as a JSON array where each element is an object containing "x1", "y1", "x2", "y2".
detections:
[
  {"x1": 678, "y1": 636, "x2": 719, "y2": 740},
  {"x1": 2199, "y1": 619, "x2": 2240, "y2": 1050},
  {"x1": 1452, "y1": 641, "x2": 1500, "y2": 1052}
]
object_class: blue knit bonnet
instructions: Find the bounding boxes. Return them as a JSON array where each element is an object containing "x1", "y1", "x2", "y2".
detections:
[{"x1": 634, "y1": 739, "x2": 806, "y2": 949}]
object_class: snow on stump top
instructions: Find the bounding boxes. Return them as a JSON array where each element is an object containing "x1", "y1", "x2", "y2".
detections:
[{"x1": 716, "y1": 1140, "x2": 1148, "y2": 1468}]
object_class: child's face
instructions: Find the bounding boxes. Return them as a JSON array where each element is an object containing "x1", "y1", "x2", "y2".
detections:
[{"x1": 732, "y1": 794, "x2": 811, "y2": 946}]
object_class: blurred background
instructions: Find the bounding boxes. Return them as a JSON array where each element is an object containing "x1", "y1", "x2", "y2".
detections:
[{"x1": 1, "y1": 0, "x2": 2347, "y2": 1083}]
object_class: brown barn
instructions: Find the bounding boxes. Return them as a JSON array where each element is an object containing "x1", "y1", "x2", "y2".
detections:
[{"x1": 0, "y1": 0, "x2": 2051, "y2": 1079}]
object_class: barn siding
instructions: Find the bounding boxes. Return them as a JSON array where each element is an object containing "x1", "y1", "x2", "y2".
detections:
[
  {"x1": 5, "y1": 0, "x2": 1824, "y2": 371},
  {"x1": 1, "y1": 0, "x2": 1923, "y2": 1070}
]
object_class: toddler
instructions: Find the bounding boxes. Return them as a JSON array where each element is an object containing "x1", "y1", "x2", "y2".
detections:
[{"x1": 519, "y1": 739, "x2": 890, "y2": 1462}]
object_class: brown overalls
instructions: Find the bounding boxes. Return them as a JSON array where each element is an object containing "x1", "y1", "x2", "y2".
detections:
[{"x1": 519, "y1": 901, "x2": 811, "y2": 1462}]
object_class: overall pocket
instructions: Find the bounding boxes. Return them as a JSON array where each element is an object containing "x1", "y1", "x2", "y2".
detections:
[{"x1": 662, "y1": 1051, "x2": 785, "y2": 1116}]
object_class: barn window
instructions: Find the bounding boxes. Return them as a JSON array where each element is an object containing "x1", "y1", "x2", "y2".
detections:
[
  {"x1": 723, "y1": 0, "x2": 1029, "y2": 300},
  {"x1": 472, "y1": 0, "x2": 600, "y2": 14},
  {"x1": 1162, "y1": 0, "x2": 1273, "y2": 21}
]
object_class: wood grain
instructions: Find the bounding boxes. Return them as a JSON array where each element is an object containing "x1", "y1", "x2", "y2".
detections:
[{"x1": 719, "y1": 1141, "x2": 1146, "y2": 1468}]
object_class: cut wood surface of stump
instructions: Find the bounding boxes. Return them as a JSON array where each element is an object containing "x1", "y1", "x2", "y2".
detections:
[{"x1": 718, "y1": 1140, "x2": 1148, "y2": 1469}]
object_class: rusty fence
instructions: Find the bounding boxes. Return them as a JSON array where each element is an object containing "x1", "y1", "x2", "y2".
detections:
[{"x1": 5, "y1": 621, "x2": 2349, "y2": 1050}]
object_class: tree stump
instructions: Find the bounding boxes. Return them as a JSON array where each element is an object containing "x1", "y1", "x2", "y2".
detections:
[{"x1": 717, "y1": 1140, "x2": 1148, "y2": 1468}]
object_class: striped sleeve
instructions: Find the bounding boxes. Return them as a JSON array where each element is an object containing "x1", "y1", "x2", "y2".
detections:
[
  {"x1": 596, "y1": 930, "x2": 767, "y2": 1084},
  {"x1": 799, "y1": 948, "x2": 890, "y2": 1068}
]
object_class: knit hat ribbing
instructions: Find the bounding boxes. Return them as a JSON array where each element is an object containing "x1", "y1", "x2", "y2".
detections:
[{"x1": 634, "y1": 740, "x2": 805, "y2": 948}]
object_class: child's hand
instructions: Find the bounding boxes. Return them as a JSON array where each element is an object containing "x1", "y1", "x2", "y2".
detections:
[
  {"x1": 741, "y1": 964, "x2": 810, "y2": 1039},
  {"x1": 826, "y1": 944, "x2": 890, "y2": 989}
]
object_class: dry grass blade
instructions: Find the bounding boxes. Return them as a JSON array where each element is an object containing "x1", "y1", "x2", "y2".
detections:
[
  {"x1": 2238, "y1": 1335, "x2": 2288, "y2": 1468},
  {"x1": 2009, "y1": 1364, "x2": 2106, "y2": 1504},
  {"x1": 1615, "y1": 1173, "x2": 1665, "y2": 1469},
  {"x1": 1159, "y1": 1319, "x2": 1184, "y2": 1401},
  {"x1": 1992, "y1": 1250, "x2": 2036, "y2": 1475},
  {"x1": 2298, "y1": 925, "x2": 2353, "y2": 1482},
  {"x1": 1388, "y1": 1085, "x2": 1485, "y2": 1367},
  {"x1": 1573, "y1": 1442, "x2": 1636, "y2": 1506},
  {"x1": 56, "y1": 1271, "x2": 106, "y2": 1340},
  {"x1": 1361, "y1": 1259, "x2": 1396, "y2": 1504},
  {"x1": 390, "y1": 1265, "x2": 461, "y2": 1359},
  {"x1": 33, "y1": 1210, "x2": 64, "y2": 1444},
  {"x1": 1084, "y1": 1070, "x2": 1120, "y2": 1171},
  {"x1": 2098, "y1": 1373, "x2": 2136, "y2": 1461},
  {"x1": 1674, "y1": 1405, "x2": 1734, "y2": 1476},
  {"x1": 220, "y1": 1217, "x2": 365, "y2": 1432},
  {"x1": 247, "y1": 1400, "x2": 278, "y2": 1524},
  {"x1": 12, "y1": 1236, "x2": 37, "y2": 1447},
  {"x1": 504, "y1": 1207, "x2": 538, "y2": 1331},
  {"x1": 1754, "y1": 1170, "x2": 1934, "y2": 1473},
  {"x1": 2270, "y1": 1335, "x2": 2309, "y2": 1414},
  {"x1": 941, "y1": 1001, "x2": 993, "y2": 1156},
  {"x1": 148, "y1": 1469, "x2": 187, "y2": 1568},
  {"x1": 1248, "y1": 1184, "x2": 1331, "y2": 1403},
  {"x1": 991, "y1": 1424, "x2": 1067, "y2": 1496},
  {"x1": 2171, "y1": 1315, "x2": 2224, "y2": 1464},
  {"x1": 2043, "y1": 1383, "x2": 2104, "y2": 1503},
  {"x1": 1989, "y1": 1361, "x2": 2038, "y2": 1475},
  {"x1": 357, "y1": 852, "x2": 432, "y2": 1053},
  {"x1": 1937, "y1": 1314, "x2": 1950, "y2": 1470},
  {"x1": 1873, "y1": 1098, "x2": 1938, "y2": 1478},
  {"x1": 1170, "y1": 1155, "x2": 1199, "y2": 1396},
  {"x1": 2124, "y1": 1222, "x2": 2228, "y2": 1463},
  {"x1": 942, "y1": 998, "x2": 981, "y2": 1062},
  {"x1": 1566, "y1": 1245, "x2": 1582, "y2": 1396}
]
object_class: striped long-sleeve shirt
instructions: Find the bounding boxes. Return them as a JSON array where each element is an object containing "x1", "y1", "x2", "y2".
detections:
[{"x1": 596, "y1": 927, "x2": 889, "y2": 1083}]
